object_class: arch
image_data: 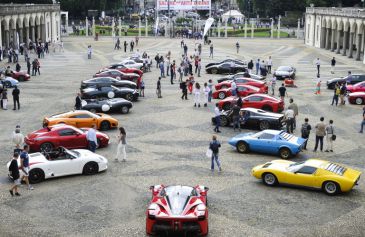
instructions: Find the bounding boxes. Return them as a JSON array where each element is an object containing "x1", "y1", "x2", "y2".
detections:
[
  {"x1": 326, "y1": 17, "x2": 332, "y2": 28},
  {"x1": 330, "y1": 17, "x2": 337, "y2": 30},
  {"x1": 35, "y1": 14, "x2": 40, "y2": 26},
  {"x1": 9, "y1": 17, "x2": 16, "y2": 30},
  {"x1": 321, "y1": 17, "x2": 327, "y2": 28},
  {"x1": 29, "y1": 15, "x2": 35, "y2": 27},
  {"x1": 336, "y1": 18, "x2": 343, "y2": 31}
]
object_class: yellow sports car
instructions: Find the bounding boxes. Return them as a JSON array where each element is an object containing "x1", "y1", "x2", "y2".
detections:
[{"x1": 251, "y1": 159, "x2": 361, "y2": 195}]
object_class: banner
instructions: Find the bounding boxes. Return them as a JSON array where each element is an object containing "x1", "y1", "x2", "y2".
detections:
[
  {"x1": 157, "y1": 0, "x2": 211, "y2": 11},
  {"x1": 203, "y1": 17, "x2": 214, "y2": 37},
  {"x1": 154, "y1": 17, "x2": 159, "y2": 35}
]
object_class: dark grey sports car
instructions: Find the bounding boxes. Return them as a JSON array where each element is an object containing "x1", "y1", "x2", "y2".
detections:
[
  {"x1": 81, "y1": 85, "x2": 139, "y2": 101},
  {"x1": 81, "y1": 77, "x2": 137, "y2": 89},
  {"x1": 273, "y1": 66, "x2": 296, "y2": 80},
  {"x1": 81, "y1": 98, "x2": 132, "y2": 114},
  {"x1": 217, "y1": 72, "x2": 264, "y2": 83},
  {"x1": 212, "y1": 107, "x2": 285, "y2": 131},
  {"x1": 205, "y1": 59, "x2": 246, "y2": 68},
  {"x1": 206, "y1": 62, "x2": 247, "y2": 74}
]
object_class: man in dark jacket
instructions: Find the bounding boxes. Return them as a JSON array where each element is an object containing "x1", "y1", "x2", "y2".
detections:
[
  {"x1": 26, "y1": 57, "x2": 31, "y2": 75},
  {"x1": 9, "y1": 152, "x2": 21, "y2": 196},
  {"x1": 75, "y1": 92, "x2": 82, "y2": 110},
  {"x1": 180, "y1": 80, "x2": 188, "y2": 100},
  {"x1": 12, "y1": 86, "x2": 20, "y2": 110}
]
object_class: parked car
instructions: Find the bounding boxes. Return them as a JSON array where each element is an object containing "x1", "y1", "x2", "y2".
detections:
[
  {"x1": 93, "y1": 70, "x2": 141, "y2": 85},
  {"x1": 10, "y1": 71, "x2": 31, "y2": 81},
  {"x1": 252, "y1": 159, "x2": 361, "y2": 195},
  {"x1": 228, "y1": 130, "x2": 307, "y2": 159},
  {"x1": 212, "y1": 108, "x2": 285, "y2": 130},
  {"x1": 213, "y1": 84, "x2": 266, "y2": 99},
  {"x1": 273, "y1": 66, "x2": 296, "y2": 80},
  {"x1": 215, "y1": 78, "x2": 267, "y2": 91},
  {"x1": 81, "y1": 85, "x2": 139, "y2": 102},
  {"x1": 7, "y1": 147, "x2": 108, "y2": 183},
  {"x1": 326, "y1": 74, "x2": 365, "y2": 89},
  {"x1": 218, "y1": 94, "x2": 284, "y2": 112},
  {"x1": 346, "y1": 81, "x2": 365, "y2": 93},
  {"x1": 81, "y1": 98, "x2": 133, "y2": 114},
  {"x1": 348, "y1": 92, "x2": 365, "y2": 105},
  {"x1": 206, "y1": 62, "x2": 246, "y2": 74},
  {"x1": 81, "y1": 77, "x2": 137, "y2": 89},
  {"x1": 0, "y1": 77, "x2": 19, "y2": 88},
  {"x1": 205, "y1": 59, "x2": 246, "y2": 68},
  {"x1": 119, "y1": 59, "x2": 144, "y2": 70},
  {"x1": 99, "y1": 64, "x2": 143, "y2": 76},
  {"x1": 146, "y1": 185, "x2": 209, "y2": 236},
  {"x1": 25, "y1": 124, "x2": 109, "y2": 152}
]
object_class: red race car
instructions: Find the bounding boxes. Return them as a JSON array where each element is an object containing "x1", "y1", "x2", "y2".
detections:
[
  {"x1": 215, "y1": 78, "x2": 267, "y2": 91},
  {"x1": 213, "y1": 84, "x2": 266, "y2": 100},
  {"x1": 218, "y1": 94, "x2": 284, "y2": 112},
  {"x1": 348, "y1": 92, "x2": 365, "y2": 105},
  {"x1": 346, "y1": 81, "x2": 365, "y2": 93},
  {"x1": 94, "y1": 70, "x2": 141, "y2": 85},
  {"x1": 25, "y1": 124, "x2": 109, "y2": 152},
  {"x1": 99, "y1": 64, "x2": 143, "y2": 76},
  {"x1": 146, "y1": 185, "x2": 209, "y2": 236},
  {"x1": 11, "y1": 71, "x2": 31, "y2": 81}
]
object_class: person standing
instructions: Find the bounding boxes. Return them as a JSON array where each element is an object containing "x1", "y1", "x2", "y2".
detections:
[
  {"x1": 159, "y1": 60, "x2": 165, "y2": 78},
  {"x1": 36, "y1": 59, "x2": 41, "y2": 75},
  {"x1": 20, "y1": 145, "x2": 34, "y2": 190},
  {"x1": 2, "y1": 88, "x2": 8, "y2": 110},
  {"x1": 15, "y1": 63, "x2": 21, "y2": 72},
  {"x1": 87, "y1": 45, "x2": 92, "y2": 59},
  {"x1": 267, "y1": 56, "x2": 273, "y2": 74},
  {"x1": 270, "y1": 75, "x2": 276, "y2": 96},
  {"x1": 26, "y1": 57, "x2": 31, "y2": 75},
  {"x1": 325, "y1": 120, "x2": 335, "y2": 152},
  {"x1": 208, "y1": 79, "x2": 213, "y2": 103},
  {"x1": 359, "y1": 113, "x2": 365, "y2": 133},
  {"x1": 315, "y1": 75, "x2": 321, "y2": 95},
  {"x1": 184, "y1": 44, "x2": 188, "y2": 56},
  {"x1": 156, "y1": 77, "x2": 162, "y2": 98},
  {"x1": 284, "y1": 107, "x2": 295, "y2": 134},
  {"x1": 180, "y1": 80, "x2": 188, "y2": 100},
  {"x1": 86, "y1": 124, "x2": 98, "y2": 152},
  {"x1": 12, "y1": 86, "x2": 20, "y2": 110},
  {"x1": 314, "y1": 57, "x2": 320, "y2": 75},
  {"x1": 214, "y1": 103, "x2": 221, "y2": 133},
  {"x1": 231, "y1": 80, "x2": 237, "y2": 97},
  {"x1": 170, "y1": 61, "x2": 175, "y2": 84},
  {"x1": 209, "y1": 44, "x2": 213, "y2": 58},
  {"x1": 232, "y1": 103, "x2": 241, "y2": 131},
  {"x1": 115, "y1": 127, "x2": 127, "y2": 162},
  {"x1": 278, "y1": 83, "x2": 287, "y2": 101},
  {"x1": 339, "y1": 82, "x2": 347, "y2": 105},
  {"x1": 255, "y1": 59, "x2": 260, "y2": 75},
  {"x1": 124, "y1": 41, "x2": 127, "y2": 52},
  {"x1": 313, "y1": 117, "x2": 326, "y2": 152},
  {"x1": 247, "y1": 60, "x2": 254, "y2": 74},
  {"x1": 235, "y1": 42, "x2": 240, "y2": 53},
  {"x1": 331, "y1": 83, "x2": 340, "y2": 106},
  {"x1": 12, "y1": 125, "x2": 24, "y2": 149},
  {"x1": 9, "y1": 152, "x2": 21, "y2": 196},
  {"x1": 140, "y1": 80, "x2": 145, "y2": 97},
  {"x1": 209, "y1": 135, "x2": 222, "y2": 172},
  {"x1": 301, "y1": 118, "x2": 312, "y2": 150},
  {"x1": 75, "y1": 92, "x2": 82, "y2": 110},
  {"x1": 32, "y1": 59, "x2": 37, "y2": 76},
  {"x1": 203, "y1": 82, "x2": 210, "y2": 107},
  {"x1": 193, "y1": 82, "x2": 201, "y2": 107},
  {"x1": 177, "y1": 64, "x2": 183, "y2": 82},
  {"x1": 330, "y1": 57, "x2": 336, "y2": 74},
  {"x1": 288, "y1": 98, "x2": 298, "y2": 129},
  {"x1": 197, "y1": 59, "x2": 202, "y2": 77}
]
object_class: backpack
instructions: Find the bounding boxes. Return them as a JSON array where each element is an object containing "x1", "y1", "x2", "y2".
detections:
[
  {"x1": 301, "y1": 123, "x2": 310, "y2": 137},
  {"x1": 210, "y1": 141, "x2": 220, "y2": 154}
]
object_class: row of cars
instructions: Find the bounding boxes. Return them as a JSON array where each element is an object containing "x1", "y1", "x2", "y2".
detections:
[
  {"x1": 0, "y1": 69, "x2": 31, "y2": 88},
  {"x1": 327, "y1": 73, "x2": 365, "y2": 105}
]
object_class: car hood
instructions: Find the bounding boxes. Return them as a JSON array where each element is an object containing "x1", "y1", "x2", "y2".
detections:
[
  {"x1": 275, "y1": 70, "x2": 292, "y2": 75},
  {"x1": 327, "y1": 77, "x2": 343, "y2": 83},
  {"x1": 73, "y1": 149, "x2": 108, "y2": 162}
]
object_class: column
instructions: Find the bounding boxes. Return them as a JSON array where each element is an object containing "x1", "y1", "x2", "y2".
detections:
[
  {"x1": 65, "y1": 13, "x2": 69, "y2": 35},
  {"x1": 320, "y1": 27, "x2": 326, "y2": 48},
  {"x1": 325, "y1": 28, "x2": 330, "y2": 50},
  {"x1": 277, "y1": 15, "x2": 281, "y2": 39},
  {"x1": 244, "y1": 19, "x2": 247, "y2": 38},
  {"x1": 270, "y1": 19, "x2": 274, "y2": 39},
  {"x1": 25, "y1": 26, "x2": 29, "y2": 45},
  {"x1": 330, "y1": 29, "x2": 335, "y2": 52},
  {"x1": 36, "y1": 24, "x2": 41, "y2": 41},
  {"x1": 19, "y1": 27, "x2": 24, "y2": 44},
  {"x1": 42, "y1": 24, "x2": 46, "y2": 41},
  {"x1": 297, "y1": 18, "x2": 300, "y2": 39},
  {"x1": 31, "y1": 26, "x2": 35, "y2": 42},
  {"x1": 112, "y1": 18, "x2": 115, "y2": 37},
  {"x1": 336, "y1": 29, "x2": 341, "y2": 54},
  {"x1": 224, "y1": 19, "x2": 227, "y2": 38},
  {"x1": 5, "y1": 30, "x2": 10, "y2": 47},
  {"x1": 0, "y1": 22, "x2": 2, "y2": 48},
  {"x1": 118, "y1": 17, "x2": 122, "y2": 37},
  {"x1": 138, "y1": 18, "x2": 141, "y2": 37},
  {"x1": 92, "y1": 17, "x2": 96, "y2": 37},
  {"x1": 355, "y1": 34, "x2": 362, "y2": 61},
  {"x1": 348, "y1": 32, "x2": 354, "y2": 58},
  {"x1": 145, "y1": 18, "x2": 148, "y2": 37},
  {"x1": 217, "y1": 21, "x2": 221, "y2": 37},
  {"x1": 85, "y1": 18, "x2": 88, "y2": 36},
  {"x1": 251, "y1": 22, "x2": 254, "y2": 38}
]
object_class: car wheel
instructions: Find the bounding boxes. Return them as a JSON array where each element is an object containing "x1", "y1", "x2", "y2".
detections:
[
  {"x1": 220, "y1": 115, "x2": 228, "y2": 126},
  {"x1": 211, "y1": 68, "x2": 218, "y2": 74},
  {"x1": 279, "y1": 147, "x2": 292, "y2": 159},
  {"x1": 83, "y1": 162, "x2": 99, "y2": 175},
  {"x1": 262, "y1": 173, "x2": 278, "y2": 186},
  {"x1": 121, "y1": 106, "x2": 129, "y2": 114},
  {"x1": 262, "y1": 105, "x2": 273, "y2": 112},
  {"x1": 100, "y1": 121, "x2": 110, "y2": 131},
  {"x1": 322, "y1": 181, "x2": 340, "y2": 195},
  {"x1": 90, "y1": 108, "x2": 97, "y2": 113},
  {"x1": 236, "y1": 141, "x2": 249, "y2": 153},
  {"x1": 29, "y1": 168, "x2": 45, "y2": 184},
  {"x1": 40, "y1": 142, "x2": 54, "y2": 152},
  {"x1": 125, "y1": 93, "x2": 134, "y2": 101},
  {"x1": 222, "y1": 103, "x2": 231, "y2": 111},
  {"x1": 4, "y1": 81, "x2": 11, "y2": 88},
  {"x1": 259, "y1": 120, "x2": 270, "y2": 130},
  {"x1": 355, "y1": 97, "x2": 363, "y2": 105},
  {"x1": 218, "y1": 92, "x2": 226, "y2": 99}
]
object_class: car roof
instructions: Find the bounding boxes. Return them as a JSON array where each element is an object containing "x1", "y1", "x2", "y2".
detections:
[
  {"x1": 261, "y1": 129, "x2": 282, "y2": 135},
  {"x1": 304, "y1": 159, "x2": 328, "y2": 168},
  {"x1": 50, "y1": 110, "x2": 91, "y2": 118},
  {"x1": 246, "y1": 93, "x2": 277, "y2": 100},
  {"x1": 49, "y1": 124, "x2": 77, "y2": 131}
]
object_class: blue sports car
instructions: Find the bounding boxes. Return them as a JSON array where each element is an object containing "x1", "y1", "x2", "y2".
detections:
[{"x1": 228, "y1": 130, "x2": 306, "y2": 159}]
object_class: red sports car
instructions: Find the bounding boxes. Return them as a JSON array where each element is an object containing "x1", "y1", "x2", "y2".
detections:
[
  {"x1": 11, "y1": 71, "x2": 31, "y2": 81},
  {"x1": 94, "y1": 70, "x2": 141, "y2": 85},
  {"x1": 25, "y1": 124, "x2": 109, "y2": 152},
  {"x1": 213, "y1": 84, "x2": 266, "y2": 100},
  {"x1": 146, "y1": 185, "x2": 209, "y2": 236},
  {"x1": 99, "y1": 64, "x2": 143, "y2": 76},
  {"x1": 348, "y1": 92, "x2": 365, "y2": 105},
  {"x1": 346, "y1": 81, "x2": 365, "y2": 93},
  {"x1": 215, "y1": 78, "x2": 267, "y2": 91},
  {"x1": 218, "y1": 94, "x2": 284, "y2": 112}
]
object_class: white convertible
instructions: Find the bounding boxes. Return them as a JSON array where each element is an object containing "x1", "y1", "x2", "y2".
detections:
[
  {"x1": 7, "y1": 147, "x2": 108, "y2": 183},
  {"x1": 119, "y1": 59, "x2": 144, "y2": 70}
]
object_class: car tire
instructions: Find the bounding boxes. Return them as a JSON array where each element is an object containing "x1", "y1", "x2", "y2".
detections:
[
  {"x1": 279, "y1": 147, "x2": 292, "y2": 159},
  {"x1": 121, "y1": 106, "x2": 129, "y2": 114},
  {"x1": 322, "y1": 181, "x2": 340, "y2": 195},
  {"x1": 125, "y1": 93, "x2": 134, "y2": 101},
  {"x1": 220, "y1": 115, "x2": 228, "y2": 126},
  {"x1": 83, "y1": 162, "x2": 99, "y2": 175},
  {"x1": 355, "y1": 97, "x2": 363, "y2": 105},
  {"x1": 29, "y1": 168, "x2": 45, "y2": 184},
  {"x1": 40, "y1": 142, "x2": 54, "y2": 152},
  {"x1": 262, "y1": 105, "x2": 273, "y2": 112},
  {"x1": 236, "y1": 141, "x2": 249, "y2": 153},
  {"x1": 259, "y1": 120, "x2": 270, "y2": 130},
  {"x1": 218, "y1": 92, "x2": 226, "y2": 99},
  {"x1": 262, "y1": 173, "x2": 278, "y2": 186},
  {"x1": 4, "y1": 81, "x2": 11, "y2": 88},
  {"x1": 222, "y1": 103, "x2": 231, "y2": 111},
  {"x1": 211, "y1": 68, "x2": 218, "y2": 74},
  {"x1": 100, "y1": 121, "x2": 110, "y2": 131}
]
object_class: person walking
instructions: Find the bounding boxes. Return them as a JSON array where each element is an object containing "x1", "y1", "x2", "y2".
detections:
[
  {"x1": 359, "y1": 113, "x2": 365, "y2": 133},
  {"x1": 26, "y1": 57, "x2": 31, "y2": 75},
  {"x1": 140, "y1": 80, "x2": 145, "y2": 97},
  {"x1": 124, "y1": 41, "x2": 127, "y2": 52},
  {"x1": 36, "y1": 59, "x2": 41, "y2": 75},
  {"x1": 86, "y1": 124, "x2": 98, "y2": 152},
  {"x1": 339, "y1": 82, "x2": 347, "y2": 105},
  {"x1": 247, "y1": 60, "x2": 254, "y2": 74},
  {"x1": 87, "y1": 45, "x2": 92, "y2": 59},
  {"x1": 208, "y1": 79, "x2": 213, "y2": 103},
  {"x1": 2, "y1": 88, "x2": 8, "y2": 110},
  {"x1": 255, "y1": 59, "x2": 260, "y2": 75},
  {"x1": 184, "y1": 44, "x2": 188, "y2": 56},
  {"x1": 231, "y1": 80, "x2": 237, "y2": 97},
  {"x1": 313, "y1": 117, "x2": 326, "y2": 152},
  {"x1": 180, "y1": 80, "x2": 188, "y2": 100},
  {"x1": 209, "y1": 135, "x2": 222, "y2": 172},
  {"x1": 330, "y1": 57, "x2": 336, "y2": 74},
  {"x1": 301, "y1": 118, "x2": 312, "y2": 150},
  {"x1": 159, "y1": 60, "x2": 165, "y2": 78},
  {"x1": 156, "y1": 77, "x2": 162, "y2": 98},
  {"x1": 232, "y1": 103, "x2": 241, "y2": 131},
  {"x1": 214, "y1": 103, "x2": 221, "y2": 133},
  {"x1": 188, "y1": 74, "x2": 194, "y2": 94},
  {"x1": 331, "y1": 83, "x2": 340, "y2": 106},
  {"x1": 15, "y1": 63, "x2": 21, "y2": 72},
  {"x1": 267, "y1": 56, "x2": 273, "y2": 74},
  {"x1": 75, "y1": 92, "x2": 82, "y2": 110},
  {"x1": 177, "y1": 64, "x2": 183, "y2": 82},
  {"x1": 288, "y1": 98, "x2": 298, "y2": 129},
  {"x1": 235, "y1": 42, "x2": 240, "y2": 53},
  {"x1": 284, "y1": 107, "x2": 295, "y2": 134},
  {"x1": 209, "y1": 44, "x2": 213, "y2": 58},
  {"x1": 32, "y1": 59, "x2": 37, "y2": 76},
  {"x1": 193, "y1": 82, "x2": 201, "y2": 107},
  {"x1": 9, "y1": 152, "x2": 21, "y2": 196},
  {"x1": 115, "y1": 127, "x2": 127, "y2": 162},
  {"x1": 279, "y1": 83, "x2": 287, "y2": 101},
  {"x1": 314, "y1": 75, "x2": 321, "y2": 95},
  {"x1": 12, "y1": 86, "x2": 20, "y2": 110},
  {"x1": 315, "y1": 57, "x2": 320, "y2": 75},
  {"x1": 20, "y1": 145, "x2": 34, "y2": 190},
  {"x1": 12, "y1": 125, "x2": 24, "y2": 149},
  {"x1": 325, "y1": 120, "x2": 335, "y2": 152},
  {"x1": 270, "y1": 75, "x2": 276, "y2": 96},
  {"x1": 170, "y1": 61, "x2": 175, "y2": 84},
  {"x1": 203, "y1": 82, "x2": 210, "y2": 107},
  {"x1": 197, "y1": 59, "x2": 202, "y2": 77}
]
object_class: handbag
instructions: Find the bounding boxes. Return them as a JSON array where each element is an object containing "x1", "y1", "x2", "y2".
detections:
[
  {"x1": 331, "y1": 134, "x2": 336, "y2": 141},
  {"x1": 206, "y1": 149, "x2": 213, "y2": 158}
]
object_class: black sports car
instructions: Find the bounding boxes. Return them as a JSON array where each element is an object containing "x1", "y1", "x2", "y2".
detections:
[
  {"x1": 217, "y1": 72, "x2": 264, "y2": 83},
  {"x1": 326, "y1": 74, "x2": 365, "y2": 89},
  {"x1": 81, "y1": 85, "x2": 139, "y2": 101},
  {"x1": 273, "y1": 66, "x2": 296, "y2": 80},
  {"x1": 81, "y1": 98, "x2": 133, "y2": 114},
  {"x1": 212, "y1": 107, "x2": 285, "y2": 131},
  {"x1": 206, "y1": 62, "x2": 247, "y2": 74},
  {"x1": 205, "y1": 59, "x2": 246, "y2": 68},
  {"x1": 81, "y1": 77, "x2": 137, "y2": 89}
]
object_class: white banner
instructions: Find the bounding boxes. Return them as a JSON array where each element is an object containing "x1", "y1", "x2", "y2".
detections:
[
  {"x1": 203, "y1": 17, "x2": 214, "y2": 37},
  {"x1": 157, "y1": 0, "x2": 211, "y2": 11}
]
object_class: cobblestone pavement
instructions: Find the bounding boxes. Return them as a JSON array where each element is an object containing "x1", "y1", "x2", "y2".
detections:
[{"x1": 0, "y1": 37, "x2": 364, "y2": 237}]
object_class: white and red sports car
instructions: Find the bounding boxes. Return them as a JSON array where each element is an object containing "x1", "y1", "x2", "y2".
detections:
[{"x1": 7, "y1": 147, "x2": 108, "y2": 184}]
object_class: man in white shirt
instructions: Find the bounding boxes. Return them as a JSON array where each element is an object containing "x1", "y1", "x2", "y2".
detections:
[
  {"x1": 214, "y1": 103, "x2": 221, "y2": 133},
  {"x1": 284, "y1": 108, "x2": 295, "y2": 134},
  {"x1": 86, "y1": 124, "x2": 98, "y2": 152},
  {"x1": 314, "y1": 58, "x2": 320, "y2": 75},
  {"x1": 231, "y1": 80, "x2": 237, "y2": 96},
  {"x1": 270, "y1": 76, "x2": 276, "y2": 96},
  {"x1": 267, "y1": 56, "x2": 273, "y2": 74}
]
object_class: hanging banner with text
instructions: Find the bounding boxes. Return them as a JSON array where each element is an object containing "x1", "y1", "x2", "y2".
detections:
[{"x1": 157, "y1": 0, "x2": 211, "y2": 11}]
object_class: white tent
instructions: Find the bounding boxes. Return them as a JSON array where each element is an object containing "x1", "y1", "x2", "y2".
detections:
[{"x1": 222, "y1": 10, "x2": 244, "y2": 22}]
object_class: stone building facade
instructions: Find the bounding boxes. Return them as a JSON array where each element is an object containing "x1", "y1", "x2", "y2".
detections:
[
  {"x1": 0, "y1": 4, "x2": 61, "y2": 48},
  {"x1": 305, "y1": 7, "x2": 365, "y2": 64}
]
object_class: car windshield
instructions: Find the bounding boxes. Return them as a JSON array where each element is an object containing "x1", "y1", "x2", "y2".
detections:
[
  {"x1": 251, "y1": 131, "x2": 264, "y2": 138},
  {"x1": 277, "y1": 66, "x2": 291, "y2": 71},
  {"x1": 286, "y1": 162, "x2": 305, "y2": 173},
  {"x1": 64, "y1": 148, "x2": 79, "y2": 159},
  {"x1": 164, "y1": 186, "x2": 194, "y2": 215}
]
